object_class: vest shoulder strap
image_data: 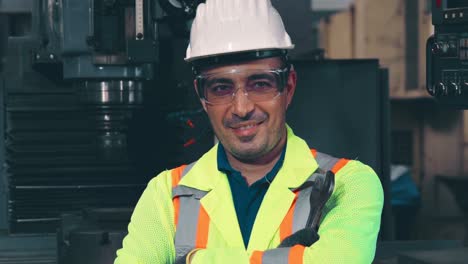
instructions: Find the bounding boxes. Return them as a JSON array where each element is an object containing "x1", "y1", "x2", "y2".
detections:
[
  {"x1": 171, "y1": 161, "x2": 201, "y2": 198},
  {"x1": 282, "y1": 150, "x2": 349, "y2": 236},
  {"x1": 312, "y1": 149, "x2": 350, "y2": 174},
  {"x1": 171, "y1": 161, "x2": 210, "y2": 259}
]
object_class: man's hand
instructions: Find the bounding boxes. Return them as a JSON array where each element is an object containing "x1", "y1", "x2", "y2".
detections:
[
  {"x1": 175, "y1": 253, "x2": 189, "y2": 264},
  {"x1": 277, "y1": 227, "x2": 319, "y2": 248}
]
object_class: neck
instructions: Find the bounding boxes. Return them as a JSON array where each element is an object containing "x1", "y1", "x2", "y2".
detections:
[{"x1": 226, "y1": 133, "x2": 287, "y2": 186}]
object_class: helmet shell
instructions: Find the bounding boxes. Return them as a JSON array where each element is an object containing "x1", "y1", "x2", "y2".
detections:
[{"x1": 185, "y1": 0, "x2": 294, "y2": 62}]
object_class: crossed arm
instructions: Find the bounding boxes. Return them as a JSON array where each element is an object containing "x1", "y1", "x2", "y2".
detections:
[{"x1": 115, "y1": 163, "x2": 383, "y2": 264}]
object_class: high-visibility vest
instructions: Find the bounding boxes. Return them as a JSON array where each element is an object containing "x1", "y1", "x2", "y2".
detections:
[{"x1": 171, "y1": 149, "x2": 349, "y2": 260}]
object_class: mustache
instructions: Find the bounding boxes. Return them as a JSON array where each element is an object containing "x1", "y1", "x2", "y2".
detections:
[{"x1": 223, "y1": 112, "x2": 268, "y2": 127}]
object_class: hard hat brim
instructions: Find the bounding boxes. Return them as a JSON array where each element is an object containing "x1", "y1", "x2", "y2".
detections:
[
  {"x1": 187, "y1": 48, "x2": 294, "y2": 70},
  {"x1": 185, "y1": 45, "x2": 295, "y2": 63}
]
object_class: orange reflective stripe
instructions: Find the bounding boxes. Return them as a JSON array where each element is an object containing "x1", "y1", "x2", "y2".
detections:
[
  {"x1": 280, "y1": 192, "x2": 298, "y2": 241},
  {"x1": 171, "y1": 165, "x2": 187, "y2": 187},
  {"x1": 250, "y1": 251, "x2": 264, "y2": 264},
  {"x1": 331, "y1": 158, "x2": 349, "y2": 174},
  {"x1": 288, "y1": 245, "x2": 306, "y2": 264},
  {"x1": 310, "y1": 149, "x2": 317, "y2": 158},
  {"x1": 172, "y1": 165, "x2": 187, "y2": 227},
  {"x1": 173, "y1": 198, "x2": 180, "y2": 227},
  {"x1": 195, "y1": 205, "x2": 210, "y2": 248}
]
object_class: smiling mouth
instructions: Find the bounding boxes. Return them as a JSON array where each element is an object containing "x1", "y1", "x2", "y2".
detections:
[
  {"x1": 228, "y1": 121, "x2": 264, "y2": 139},
  {"x1": 237, "y1": 124, "x2": 257, "y2": 130},
  {"x1": 230, "y1": 121, "x2": 263, "y2": 130}
]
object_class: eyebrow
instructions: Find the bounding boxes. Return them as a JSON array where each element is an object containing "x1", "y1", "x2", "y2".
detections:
[
  {"x1": 204, "y1": 72, "x2": 277, "y2": 88},
  {"x1": 247, "y1": 73, "x2": 276, "y2": 82},
  {"x1": 205, "y1": 77, "x2": 235, "y2": 88}
]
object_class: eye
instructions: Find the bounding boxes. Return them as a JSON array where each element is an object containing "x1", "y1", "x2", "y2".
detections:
[
  {"x1": 251, "y1": 80, "x2": 274, "y2": 91},
  {"x1": 208, "y1": 84, "x2": 234, "y2": 96}
]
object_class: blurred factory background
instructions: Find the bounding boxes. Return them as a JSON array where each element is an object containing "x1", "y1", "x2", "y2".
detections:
[{"x1": 0, "y1": 0, "x2": 467, "y2": 263}]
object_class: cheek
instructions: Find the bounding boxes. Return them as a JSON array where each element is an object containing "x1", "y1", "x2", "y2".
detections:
[
  {"x1": 266, "y1": 98, "x2": 288, "y2": 119},
  {"x1": 206, "y1": 107, "x2": 226, "y2": 129},
  {"x1": 274, "y1": 101, "x2": 289, "y2": 125}
]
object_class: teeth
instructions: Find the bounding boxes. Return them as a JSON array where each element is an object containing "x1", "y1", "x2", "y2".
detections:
[{"x1": 238, "y1": 124, "x2": 255, "y2": 130}]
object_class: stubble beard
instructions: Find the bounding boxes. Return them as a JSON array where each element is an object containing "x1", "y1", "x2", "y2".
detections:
[{"x1": 225, "y1": 127, "x2": 283, "y2": 163}]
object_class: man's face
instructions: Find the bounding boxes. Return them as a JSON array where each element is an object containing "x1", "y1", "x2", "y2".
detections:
[{"x1": 197, "y1": 57, "x2": 297, "y2": 162}]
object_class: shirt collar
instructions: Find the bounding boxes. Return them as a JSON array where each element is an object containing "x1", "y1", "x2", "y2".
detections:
[{"x1": 217, "y1": 142, "x2": 287, "y2": 185}]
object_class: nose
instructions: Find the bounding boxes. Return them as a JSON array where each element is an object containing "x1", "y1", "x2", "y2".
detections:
[{"x1": 231, "y1": 88, "x2": 255, "y2": 118}]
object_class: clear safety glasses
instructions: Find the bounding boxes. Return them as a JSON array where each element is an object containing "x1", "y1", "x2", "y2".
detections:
[{"x1": 195, "y1": 66, "x2": 290, "y2": 105}]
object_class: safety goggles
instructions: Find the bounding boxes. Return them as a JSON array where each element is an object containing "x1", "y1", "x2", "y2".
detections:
[{"x1": 195, "y1": 66, "x2": 291, "y2": 105}]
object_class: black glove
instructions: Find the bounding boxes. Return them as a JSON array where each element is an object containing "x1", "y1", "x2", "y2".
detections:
[
  {"x1": 277, "y1": 227, "x2": 319, "y2": 248},
  {"x1": 174, "y1": 248, "x2": 193, "y2": 264},
  {"x1": 175, "y1": 254, "x2": 189, "y2": 264}
]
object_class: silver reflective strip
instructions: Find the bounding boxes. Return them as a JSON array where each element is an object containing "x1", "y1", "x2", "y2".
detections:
[
  {"x1": 262, "y1": 248, "x2": 291, "y2": 263},
  {"x1": 173, "y1": 186, "x2": 208, "y2": 199},
  {"x1": 289, "y1": 152, "x2": 341, "y2": 232},
  {"x1": 292, "y1": 182, "x2": 313, "y2": 233},
  {"x1": 315, "y1": 152, "x2": 340, "y2": 172},
  {"x1": 174, "y1": 161, "x2": 204, "y2": 258},
  {"x1": 174, "y1": 195, "x2": 201, "y2": 258}
]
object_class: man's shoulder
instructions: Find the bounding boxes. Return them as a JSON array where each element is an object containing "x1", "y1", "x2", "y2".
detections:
[
  {"x1": 338, "y1": 159, "x2": 378, "y2": 179},
  {"x1": 312, "y1": 150, "x2": 380, "y2": 187},
  {"x1": 146, "y1": 169, "x2": 174, "y2": 190},
  {"x1": 331, "y1": 158, "x2": 383, "y2": 201},
  {"x1": 150, "y1": 144, "x2": 216, "y2": 180},
  {"x1": 313, "y1": 150, "x2": 375, "y2": 173},
  {"x1": 147, "y1": 146, "x2": 218, "y2": 192}
]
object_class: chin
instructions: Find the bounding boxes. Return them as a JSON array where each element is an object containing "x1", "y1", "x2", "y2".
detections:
[{"x1": 230, "y1": 145, "x2": 266, "y2": 161}]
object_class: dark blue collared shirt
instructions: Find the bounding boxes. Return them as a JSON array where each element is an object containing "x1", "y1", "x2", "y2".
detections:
[{"x1": 217, "y1": 143, "x2": 286, "y2": 248}]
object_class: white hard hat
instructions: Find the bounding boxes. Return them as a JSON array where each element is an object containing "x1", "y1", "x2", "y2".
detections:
[{"x1": 185, "y1": 0, "x2": 294, "y2": 62}]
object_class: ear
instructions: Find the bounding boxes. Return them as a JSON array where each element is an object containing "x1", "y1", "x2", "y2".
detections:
[
  {"x1": 194, "y1": 79, "x2": 208, "y2": 112},
  {"x1": 285, "y1": 65, "x2": 297, "y2": 109}
]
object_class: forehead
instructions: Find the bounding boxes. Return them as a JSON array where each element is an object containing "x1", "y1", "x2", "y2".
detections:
[{"x1": 200, "y1": 57, "x2": 284, "y2": 75}]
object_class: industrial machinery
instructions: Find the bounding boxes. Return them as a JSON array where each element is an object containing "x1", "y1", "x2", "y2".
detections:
[
  {"x1": 0, "y1": 0, "x2": 210, "y2": 233},
  {"x1": 427, "y1": 0, "x2": 468, "y2": 108},
  {"x1": 427, "y1": 0, "x2": 468, "y2": 246}
]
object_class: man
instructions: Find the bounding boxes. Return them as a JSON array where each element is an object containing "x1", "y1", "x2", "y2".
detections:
[{"x1": 115, "y1": 0, "x2": 384, "y2": 263}]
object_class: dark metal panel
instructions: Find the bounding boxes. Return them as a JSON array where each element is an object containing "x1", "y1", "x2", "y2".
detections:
[
  {"x1": 287, "y1": 59, "x2": 392, "y2": 239},
  {"x1": 288, "y1": 59, "x2": 382, "y2": 169}
]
